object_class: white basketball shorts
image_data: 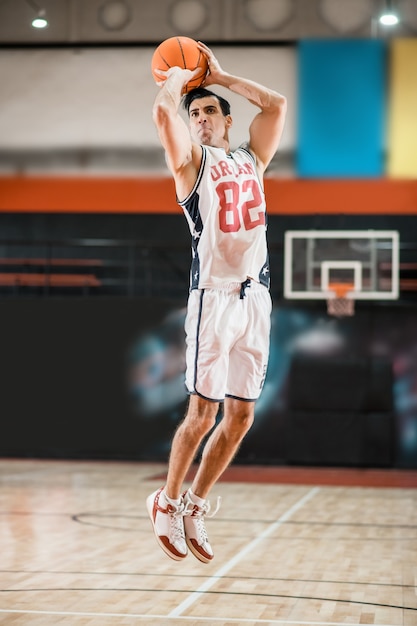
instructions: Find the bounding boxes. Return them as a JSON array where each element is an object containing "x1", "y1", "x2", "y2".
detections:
[{"x1": 184, "y1": 281, "x2": 272, "y2": 402}]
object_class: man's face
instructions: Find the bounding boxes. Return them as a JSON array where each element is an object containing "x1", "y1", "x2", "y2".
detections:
[{"x1": 188, "y1": 96, "x2": 231, "y2": 146}]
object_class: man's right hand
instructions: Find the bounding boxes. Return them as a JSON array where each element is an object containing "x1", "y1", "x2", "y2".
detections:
[{"x1": 154, "y1": 65, "x2": 203, "y2": 91}]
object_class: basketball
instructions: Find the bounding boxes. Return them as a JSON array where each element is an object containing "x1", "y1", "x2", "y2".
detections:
[{"x1": 151, "y1": 36, "x2": 208, "y2": 93}]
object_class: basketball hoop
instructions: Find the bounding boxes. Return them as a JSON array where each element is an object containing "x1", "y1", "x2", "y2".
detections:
[{"x1": 326, "y1": 282, "x2": 355, "y2": 317}]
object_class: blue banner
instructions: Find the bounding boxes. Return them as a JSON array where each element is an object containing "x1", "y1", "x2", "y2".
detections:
[{"x1": 297, "y1": 40, "x2": 386, "y2": 178}]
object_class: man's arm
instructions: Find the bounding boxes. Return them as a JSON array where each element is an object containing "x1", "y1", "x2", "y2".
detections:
[
  {"x1": 152, "y1": 66, "x2": 202, "y2": 199},
  {"x1": 199, "y1": 42, "x2": 287, "y2": 176}
]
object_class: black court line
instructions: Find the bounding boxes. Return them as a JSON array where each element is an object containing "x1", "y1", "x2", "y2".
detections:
[
  {"x1": 0, "y1": 587, "x2": 415, "y2": 612},
  {"x1": 1, "y1": 569, "x2": 416, "y2": 590}
]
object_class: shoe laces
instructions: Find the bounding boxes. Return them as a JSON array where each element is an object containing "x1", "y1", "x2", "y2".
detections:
[
  {"x1": 167, "y1": 502, "x2": 186, "y2": 543},
  {"x1": 184, "y1": 496, "x2": 221, "y2": 544}
]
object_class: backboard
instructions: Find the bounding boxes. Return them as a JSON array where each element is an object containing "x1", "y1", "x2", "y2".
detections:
[{"x1": 284, "y1": 230, "x2": 399, "y2": 303}]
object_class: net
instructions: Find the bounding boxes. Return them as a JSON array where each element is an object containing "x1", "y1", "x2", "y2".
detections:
[{"x1": 326, "y1": 282, "x2": 355, "y2": 317}]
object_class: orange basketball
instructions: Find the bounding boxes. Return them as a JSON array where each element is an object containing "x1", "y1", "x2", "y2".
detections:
[{"x1": 151, "y1": 36, "x2": 208, "y2": 94}]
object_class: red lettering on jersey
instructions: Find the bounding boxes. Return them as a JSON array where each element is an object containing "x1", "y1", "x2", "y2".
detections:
[
  {"x1": 219, "y1": 160, "x2": 233, "y2": 177},
  {"x1": 211, "y1": 157, "x2": 254, "y2": 181},
  {"x1": 243, "y1": 162, "x2": 255, "y2": 175},
  {"x1": 211, "y1": 165, "x2": 221, "y2": 181}
]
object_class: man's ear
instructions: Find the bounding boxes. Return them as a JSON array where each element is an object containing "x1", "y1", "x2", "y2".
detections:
[{"x1": 226, "y1": 115, "x2": 233, "y2": 128}]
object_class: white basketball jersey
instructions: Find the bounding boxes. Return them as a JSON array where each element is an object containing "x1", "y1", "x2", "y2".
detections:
[{"x1": 178, "y1": 145, "x2": 270, "y2": 290}]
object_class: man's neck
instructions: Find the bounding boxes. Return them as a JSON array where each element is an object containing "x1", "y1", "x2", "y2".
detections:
[{"x1": 205, "y1": 140, "x2": 230, "y2": 152}]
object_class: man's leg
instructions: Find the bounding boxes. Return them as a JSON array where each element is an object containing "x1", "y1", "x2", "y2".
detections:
[
  {"x1": 147, "y1": 394, "x2": 218, "y2": 561},
  {"x1": 165, "y1": 394, "x2": 219, "y2": 499},
  {"x1": 190, "y1": 397, "x2": 255, "y2": 498},
  {"x1": 182, "y1": 398, "x2": 255, "y2": 562}
]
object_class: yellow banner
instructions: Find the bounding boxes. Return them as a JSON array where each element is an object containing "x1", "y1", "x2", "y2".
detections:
[{"x1": 387, "y1": 39, "x2": 417, "y2": 178}]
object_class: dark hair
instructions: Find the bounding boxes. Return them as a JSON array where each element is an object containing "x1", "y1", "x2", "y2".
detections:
[{"x1": 182, "y1": 87, "x2": 231, "y2": 117}]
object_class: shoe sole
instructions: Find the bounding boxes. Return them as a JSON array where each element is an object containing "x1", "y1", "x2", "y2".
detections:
[
  {"x1": 146, "y1": 493, "x2": 187, "y2": 562},
  {"x1": 186, "y1": 535, "x2": 213, "y2": 564}
]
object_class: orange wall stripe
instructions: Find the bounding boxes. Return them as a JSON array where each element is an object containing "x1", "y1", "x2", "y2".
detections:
[
  {"x1": 0, "y1": 177, "x2": 179, "y2": 214},
  {"x1": 265, "y1": 178, "x2": 417, "y2": 214},
  {"x1": 0, "y1": 176, "x2": 417, "y2": 214}
]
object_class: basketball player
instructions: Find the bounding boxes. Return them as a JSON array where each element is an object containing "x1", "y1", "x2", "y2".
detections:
[{"x1": 147, "y1": 41, "x2": 287, "y2": 562}]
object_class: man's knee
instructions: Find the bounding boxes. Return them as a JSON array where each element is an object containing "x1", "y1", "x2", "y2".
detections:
[
  {"x1": 223, "y1": 400, "x2": 255, "y2": 438},
  {"x1": 185, "y1": 396, "x2": 219, "y2": 436}
]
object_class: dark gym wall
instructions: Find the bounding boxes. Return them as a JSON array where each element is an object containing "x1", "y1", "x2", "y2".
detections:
[
  {"x1": 0, "y1": 211, "x2": 417, "y2": 302},
  {"x1": 0, "y1": 212, "x2": 416, "y2": 468},
  {"x1": 0, "y1": 296, "x2": 416, "y2": 468}
]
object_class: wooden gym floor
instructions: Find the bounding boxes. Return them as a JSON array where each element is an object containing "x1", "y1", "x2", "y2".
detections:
[{"x1": 0, "y1": 459, "x2": 416, "y2": 625}]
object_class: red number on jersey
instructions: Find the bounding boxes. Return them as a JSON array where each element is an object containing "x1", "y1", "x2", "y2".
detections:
[
  {"x1": 217, "y1": 181, "x2": 240, "y2": 232},
  {"x1": 217, "y1": 180, "x2": 265, "y2": 233},
  {"x1": 242, "y1": 179, "x2": 265, "y2": 230}
]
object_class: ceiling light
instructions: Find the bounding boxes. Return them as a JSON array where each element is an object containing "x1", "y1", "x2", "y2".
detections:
[
  {"x1": 26, "y1": 0, "x2": 48, "y2": 29},
  {"x1": 32, "y1": 13, "x2": 48, "y2": 29},
  {"x1": 379, "y1": 0, "x2": 399, "y2": 26},
  {"x1": 379, "y1": 13, "x2": 399, "y2": 25}
]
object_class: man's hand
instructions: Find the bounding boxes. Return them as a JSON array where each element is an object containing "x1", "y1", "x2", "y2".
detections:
[
  {"x1": 197, "y1": 41, "x2": 226, "y2": 87},
  {"x1": 154, "y1": 65, "x2": 204, "y2": 89}
]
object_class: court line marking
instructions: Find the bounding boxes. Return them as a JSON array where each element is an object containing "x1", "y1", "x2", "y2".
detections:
[
  {"x1": 169, "y1": 486, "x2": 320, "y2": 618},
  {"x1": 0, "y1": 611, "x2": 406, "y2": 626},
  {"x1": 2, "y1": 486, "x2": 408, "y2": 625}
]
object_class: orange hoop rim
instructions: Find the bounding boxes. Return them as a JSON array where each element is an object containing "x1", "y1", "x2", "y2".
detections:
[{"x1": 328, "y1": 282, "x2": 355, "y2": 298}]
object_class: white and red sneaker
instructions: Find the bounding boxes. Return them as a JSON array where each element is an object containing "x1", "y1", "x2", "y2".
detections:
[
  {"x1": 146, "y1": 487, "x2": 187, "y2": 561},
  {"x1": 183, "y1": 490, "x2": 220, "y2": 564}
]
